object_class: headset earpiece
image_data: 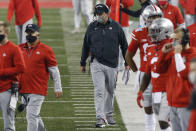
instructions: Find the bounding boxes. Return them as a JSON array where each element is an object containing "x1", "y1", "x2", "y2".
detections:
[{"x1": 181, "y1": 28, "x2": 190, "y2": 46}]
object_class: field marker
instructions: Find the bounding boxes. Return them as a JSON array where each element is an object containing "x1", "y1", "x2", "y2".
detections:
[{"x1": 76, "y1": 128, "x2": 121, "y2": 130}]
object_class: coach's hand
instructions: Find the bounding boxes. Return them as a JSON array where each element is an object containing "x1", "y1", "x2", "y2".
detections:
[
  {"x1": 80, "y1": 66, "x2": 86, "y2": 73},
  {"x1": 162, "y1": 43, "x2": 173, "y2": 54},
  {"x1": 137, "y1": 91, "x2": 144, "y2": 108},
  {"x1": 55, "y1": 91, "x2": 63, "y2": 98}
]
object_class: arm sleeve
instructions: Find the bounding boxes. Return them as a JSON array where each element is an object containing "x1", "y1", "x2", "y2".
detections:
[
  {"x1": 7, "y1": 0, "x2": 15, "y2": 22},
  {"x1": 174, "y1": 53, "x2": 196, "y2": 79},
  {"x1": 80, "y1": 26, "x2": 90, "y2": 66},
  {"x1": 121, "y1": 8, "x2": 142, "y2": 17},
  {"x1": 174, "y1": 53, "x2": 186, "y2": 72},
  {"x1": 119, "y1": 26, "x2": 128, "y2": 65},
  {"x1": 33, "y1": 0, "x2": 42, "y2": 27},
  {"x1": 48, "y1": 66, "x2": 62, "y2": 92},
  {"x1": 0, "y1": 46, "x2": 25, "y2": 77},
  {"x1": 46, "y1": 48, "x2": 57, "y2": 67}
]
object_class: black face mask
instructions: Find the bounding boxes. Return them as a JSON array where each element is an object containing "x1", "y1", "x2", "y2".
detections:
[
  {"x1": 0, "y1": 34, "x2": 5, "y2": 43},
  {"x1": 26, "y1": 34, "x2": 37, "y2": 43}
]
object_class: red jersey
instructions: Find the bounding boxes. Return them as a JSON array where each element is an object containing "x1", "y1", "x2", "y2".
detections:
[
  {"x1": 19, "y1": 41, "x2": 57, "y2": 96},
  {"x1": 145, "y1": 40, "x2": 171, "y2": 92},
  {"x1": 159, "y1": 3, "x2": 184, "y2": 29},
  {"x1": 0, "y1": 41, "x2": 25, "y2": 93},
  {"x1": 180, "y1": 0, "x2": 196, "y2": 15},
  {"x1": 7, "y1": 0, "x2": 42, "y2": 26},
  {"x1": 128, "y1": 27, "x2": 150, "y2": 72},
  {"x1": 188, "y1": 110, "x2": 196, "y2": 131},
  {"x1": 106, "y1": 0, "x2": 134, "y2": 27},
  {"x1": 156, "y1": 48, "x2": 196, "y2": 107},
  {"x1": 187, "y1": 23, "x2": 196, "y2": 48}
]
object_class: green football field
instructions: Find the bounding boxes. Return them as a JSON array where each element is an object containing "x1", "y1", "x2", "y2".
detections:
[{"x1": 0, "y1": 8, "x2": 127, "y2": 131}]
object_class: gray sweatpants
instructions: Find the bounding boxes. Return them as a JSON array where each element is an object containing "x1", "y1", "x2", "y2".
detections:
[
  {"x1": 91, "y1": 59, "x2": 117, "y2": 120},
  {"x1": 23, "y1": 94, "x2": 46, "y2": 131},
  {"x1": 170, "y1": 107, "x2": 190, "y2": 131},
  {"x1": 15, "y1": 19, "x2": 33, "y2": 44},
  {"x1": 72, "y1": 0, "x2": 91, "y2": 29},
  {"x1": 0, "y1": 91, "x2": 15, "y2": 131}
]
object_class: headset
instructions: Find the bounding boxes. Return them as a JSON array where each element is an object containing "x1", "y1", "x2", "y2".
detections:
[
  {"x1": 94, "y1": 4, "x2": 109, "y2": 17},
  {"x1": 181, "y1": 28, "x2": 190, "y2": 46}
]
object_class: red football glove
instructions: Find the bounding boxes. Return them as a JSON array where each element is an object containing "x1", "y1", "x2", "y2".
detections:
[{"x1": 137, "y1": 91, "x2": 144, "y2": 108}]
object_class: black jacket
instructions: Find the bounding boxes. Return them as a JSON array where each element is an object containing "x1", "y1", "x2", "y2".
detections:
[
  {"x1": 80, "y1": 18, "x2": 128, "y2": 68},
  {"x1": 121, "y1": 0, "x2": 152, "y2": 17}
]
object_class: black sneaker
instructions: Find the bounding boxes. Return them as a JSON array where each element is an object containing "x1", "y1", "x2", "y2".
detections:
[
  {"x1": 95, "y1": 118, "x2": 106, "y2": 128},
  {"x1": 106, "y1": 116, "x2": 116, "y2": 125}
]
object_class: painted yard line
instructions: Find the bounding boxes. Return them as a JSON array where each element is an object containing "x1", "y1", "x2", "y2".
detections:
[
  {"x1": 71, "y1": 92, "x2": 93, "y2": 94},
  {"x1": 75, "y1": 114, "x2": 95, "y2": 116},
  {"x1": 69, "y1": 82, "x2": 93, "y2": 84},
  {"x1": 69, "y1": 85, "x2": 93, "y2": 87},
  {"x1": 56, "y1": 54, "x2": 66, "y2": 57},
  {"x1": 51, "y1": 46, "x2": 65, "y2": 49},
  {"x1": 43, "y1": 101, "x2": 75, "y2": 103},
  {"x1": 73, "y1": 104, "x2": 94, "y2": 106},
  {"x1": 10, "y1": 39, "x2": 63, "y2": 42},
  {"x1": 71, "y1": 89, "x2": 93, "y2": 91},
  {"x1": 15, "y1": 117, "x2": 96, "y2": 119},
  {"x1": 76, "y1": 124, "x2": 118, "y2": 127},
  {"x1": 74, "y1": 107, "x2": 95, "y2": 109},
  {"x1": 71, "y1": 94, "x2": 93, "y2": 96},
  {"x1": 48, "y1": 87, "x2": 92, "y2": 89},
  {"x1": 71, "y1": 93, "x2": 94, "y2": 95},
  {"x1": 71, "y1": 90, "x2": 93, "y2": 92},
  {"x1": 76, "y1": 128, "x2": 121, "y2": 130},
  {"x1": 74, "y1": 121, "x2": 96, "y2": 123},
  {"x1": 72, "y1": 98, "x2": 94, "y2": 100},
  {"x1": 61, "y1": 74, "x2": 91, "y2": 77},
  {"x1": 42, "y1": 101, "x2": 94, "y2": 103},
  {"x1": 75, "y1": 110, "x2": 95, "y2": 113}
]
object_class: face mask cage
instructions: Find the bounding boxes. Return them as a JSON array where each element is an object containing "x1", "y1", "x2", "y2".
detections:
[{"x1": 148, "y1": 27, "x2": 165, "y2": 42}]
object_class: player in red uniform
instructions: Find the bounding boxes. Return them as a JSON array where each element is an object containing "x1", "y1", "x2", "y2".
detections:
[
  {"x1": 156, "y1": 28, "x2": 196, "y2": 131},
  {"x1": 125, "y1": 5, "x2": 163, "y2": 131},
  {"x1": 0, "y1": 21, "x2": 25, "y2": 131},
  {"x1": 157, "y1": 0, "x2": 185, "y2": 29},
  {"x1": 187, "y1": 57, "x2": 196, "y2": 131},
  {"x1": 7, "y1": 0, "x2": 42, "y2": 44},
  {"x1": 19, "y1": 24, "x2": 62, "y2": 131},
  {"x1": 138, "y1": 18, "x2": 173, "y2": 131},
  {"x1": 187, "y1": 23, "x2": 196, "y2": 47}
]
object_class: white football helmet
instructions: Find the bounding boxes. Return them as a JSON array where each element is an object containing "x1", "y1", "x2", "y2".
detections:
[
  {"x1": 148, "y1": 18, "x2": 174, "y2": 42},
  {"x1": 141, "y1": 4, "x2": 163, "y2": 27}
]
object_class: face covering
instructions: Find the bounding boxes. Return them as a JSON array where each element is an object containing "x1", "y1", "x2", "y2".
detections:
[
  {"x1": 172, "y1": 40, "x2": 180, "y2": 46},
  {"x1": 96, "y1": 16, "x2": 105, "y2": 24},
  {"x1": 189, "y1": 72, "x2": 196, "y2": 85},
  {"x1": 0, "y1": 34, "x2": 5, "y2": 43},
  {"x1": 26, "y1": 34, "x2": 37, "y2": 43},
  {"x1": 158, "y1": 1, "x2": 168, "y2": 6}
]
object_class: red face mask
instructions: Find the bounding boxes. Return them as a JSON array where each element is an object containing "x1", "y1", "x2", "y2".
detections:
[{"x1": 158, "y1": 1, "x2": 168, "y2": 6}]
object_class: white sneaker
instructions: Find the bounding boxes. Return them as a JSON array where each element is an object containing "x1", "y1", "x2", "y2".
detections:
[{"x1": 71, "y1": 28, "x2": 80, "y2": 34}]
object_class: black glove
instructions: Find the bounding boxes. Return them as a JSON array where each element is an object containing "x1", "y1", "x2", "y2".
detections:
[{"x1": 11, "y1": 82, "x2": 19, "y2": 94}]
